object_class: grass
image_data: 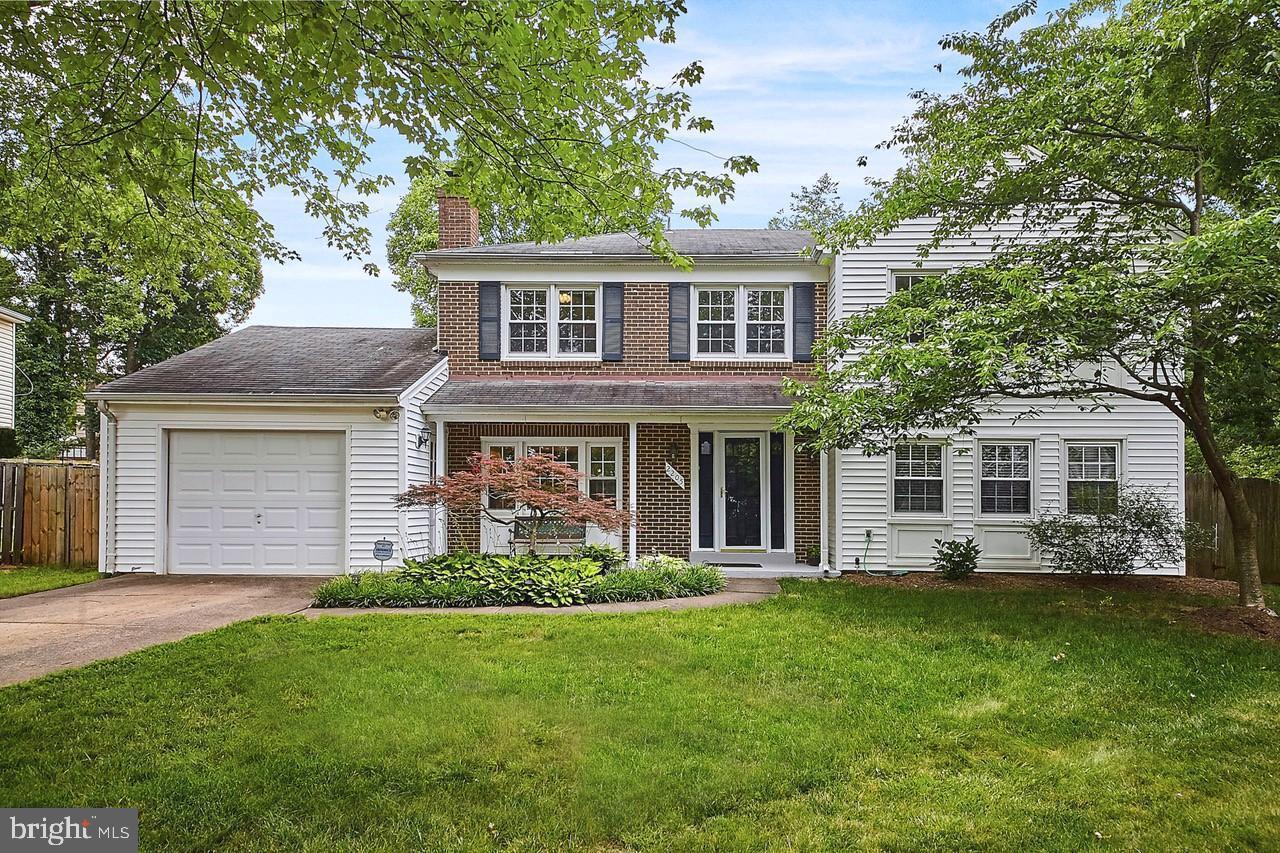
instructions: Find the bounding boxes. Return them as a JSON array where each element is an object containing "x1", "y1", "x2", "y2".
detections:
[
  {"x1": 0, "y1": 564, "x2": 98, "y2": 599},
  {"x1": 2, "y1": 580, "x2": 1279, "y2": 850}
]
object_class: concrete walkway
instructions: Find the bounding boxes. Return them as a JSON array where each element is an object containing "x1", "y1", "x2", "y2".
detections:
[
  {"x1": 0, "y1": 574, "x2": 320, "y2": 687},
  {"x1": 302, "y1": 577, "x2": 781, "y2": 617}
]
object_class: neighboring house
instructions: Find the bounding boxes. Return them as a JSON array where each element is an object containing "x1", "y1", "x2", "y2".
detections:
[
  {"x1": 89, "y1": 193, "x2": 1183, "y2": 576},
  {"x1": 0, "y1": 306, "x2": 31, "y2": 434}
]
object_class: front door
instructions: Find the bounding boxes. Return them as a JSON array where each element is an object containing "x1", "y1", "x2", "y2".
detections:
[{"x1": 719, "y1": 433, "x2": 766, "y2": 549}]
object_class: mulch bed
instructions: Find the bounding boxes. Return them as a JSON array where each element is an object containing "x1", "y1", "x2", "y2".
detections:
[{"x1": 837, "y1": 570, "x2": 1280, "y2": 643}]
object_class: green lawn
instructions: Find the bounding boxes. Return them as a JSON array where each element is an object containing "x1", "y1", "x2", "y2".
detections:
[
  {"x1": 0, "y1": 564, "x2": 98, "y2": 599},
  {"x1": 2, "y1": 581, "x2": 1278, "y2": 850}
]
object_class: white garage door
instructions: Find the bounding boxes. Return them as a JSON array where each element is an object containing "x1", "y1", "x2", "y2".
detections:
[{"x1": 167, "y1": 430, "x2": 344, "y2": 574}]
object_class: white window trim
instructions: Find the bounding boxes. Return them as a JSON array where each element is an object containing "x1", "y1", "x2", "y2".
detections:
[
  {"x1": 1064, "y1": 439, "x2": 1123, "y2": 515},
  {"x1": 500, "y1": 284, "x2": 603, "y2": 361},
  {"x1": 691, "y1": 284, "x2": 791, "y2": 362},
  {"x1": 888, "y1": 442, "x2": 950, "y2": 519},
  {"x1": 480, "y1": 437, "x2": 623, "y2": 515},
  {"x1": 976, "y1": 440, "x2": 1036, "y2": 519},
  {"x1": 889, "y1": 269, "x2": 948, "y2": 294}
]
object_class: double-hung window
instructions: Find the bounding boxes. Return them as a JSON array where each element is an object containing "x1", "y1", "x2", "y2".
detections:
[
  {"x1": 481, "y1": 439, "x2": 621, "y2": 510},
  {"x1": 893, "y1": 443, "x2": 944, "y2": 514},
  {"x1": 1066, "y1": 442, "x2": 1119, "y2": 514},
  {"x1": 485, "y1": 444, "x2": 517, "y2": 510},
  {"x1": 979, "y1": 442, "x2": 1032, "y2": 514},
  {"x1": 693, "y1": 285, "x2": 790, "y2": 359},
  {"x1": 503, "y1": 285, "x2": 600, "y2": 359}
]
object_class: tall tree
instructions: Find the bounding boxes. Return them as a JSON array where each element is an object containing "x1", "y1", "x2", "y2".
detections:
[
  {"x1": 767, "y1": 173, "x2": 848, "y2": 232},
  {"x1": 0, "y1": 180, "x2": 262, "y2": 457},
  {"x1": 783, "y1": 0, "x2": 1280, "y2": 608},
  {"x1": 385, "y1": 173, "x2": 536, "y2": 327},
  {"x1": 0, "y1": 1, "x2": 754, "y2": 273}
]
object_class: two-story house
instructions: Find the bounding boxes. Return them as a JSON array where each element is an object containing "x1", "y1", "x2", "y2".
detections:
[{"x1": 88, "y1": 191, "x2": 1184, "y2": 577}]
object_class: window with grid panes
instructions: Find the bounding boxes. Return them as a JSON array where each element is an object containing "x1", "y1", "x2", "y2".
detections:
[
  {"x1": 979, "y1": 442, "x2": 1032, "y2": 514},
  {"x1": 893, "y1": 444, "x2": 944, "y2": 513}
]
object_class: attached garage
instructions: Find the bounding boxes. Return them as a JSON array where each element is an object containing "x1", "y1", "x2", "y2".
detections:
[{"x1": 89, "y1": 327, "x2": 448, "y2": 576}]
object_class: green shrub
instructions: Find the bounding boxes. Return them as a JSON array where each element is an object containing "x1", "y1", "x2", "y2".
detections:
[
  {"x1": 312, "y1": 553, "x2": 725, "y2": 608},
  {"x1": 569, "y1": 543, "x2": 627, "y2": 572},
  {"x1": 1024, "y1": 485, "x2": 1207, "y2": 575},
  {"x1": 930, "y1": 537, "x2": 981, "y2": 581},
  {"x1": 0, "y1": 428, "x2": 18, "y2": 459}
]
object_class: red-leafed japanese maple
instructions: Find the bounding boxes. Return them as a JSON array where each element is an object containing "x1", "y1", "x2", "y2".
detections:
[{"x1": 396, "y1": 452, "x2": 632, "y2": 555}]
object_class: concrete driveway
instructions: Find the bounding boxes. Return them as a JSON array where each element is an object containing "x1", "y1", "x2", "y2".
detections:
[{"x1": 0, "y1": 574, "x2": 322, "y2": 687}]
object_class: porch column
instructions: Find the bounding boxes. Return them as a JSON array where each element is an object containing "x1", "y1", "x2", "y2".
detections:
[
  {"x1": 819, "y1": 448, "x2": 835, "y2": 576},
  {"x1": 433, "y1": 417, "x2": 447, "y2": 556},
  {"x1": 628, "y1": 420, "x2": 638, "y2": 566}
]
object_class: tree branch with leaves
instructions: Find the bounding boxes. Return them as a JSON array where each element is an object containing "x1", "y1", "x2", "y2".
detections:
[{"x1": 785, "y1": 0, "x2": 1280, "y2": 609}]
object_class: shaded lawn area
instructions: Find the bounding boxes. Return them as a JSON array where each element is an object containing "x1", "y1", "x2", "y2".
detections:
[
  {"x1": 0, "y1": 564, "x2": 98, "y2": 599},
  {"x1": 2, "y1": 581, "x2": 1279, "y2": 850}
]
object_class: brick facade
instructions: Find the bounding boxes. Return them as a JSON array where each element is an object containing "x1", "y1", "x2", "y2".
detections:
[
  {"x1": 636, "y1": 423, "x2": 691, "y2": 557},
  {"x1": 443, "y1": 420, "x2": 817, "y2": 561},
  {"x1": 792, "y1": 449, "x2": 821, "y2": 560},
  {"x1": 436, "y1": 279, "x2": 826, "y2": 378}
]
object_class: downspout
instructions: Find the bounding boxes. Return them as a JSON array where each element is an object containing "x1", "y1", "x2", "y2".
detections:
[{"x1": 96, "y1": 401, "x2": 117, "y2": 575}]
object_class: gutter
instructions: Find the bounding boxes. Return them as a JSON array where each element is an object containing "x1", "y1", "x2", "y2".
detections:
[
  {"x1": 85, "y1": 392, "x2": 402, "y2": 405},
  {"x1": 97, "y1": 401, "x2": 117, "y2": 574}
]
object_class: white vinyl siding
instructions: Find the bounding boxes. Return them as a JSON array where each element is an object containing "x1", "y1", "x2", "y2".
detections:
[
  {"x1": 101, "y1": 403, "x2": 409, "y2": 574},
  {"x1": 829, "y1": 215, "x2": 1184, "y2": 574},
  {"x1": 0, "y1": 319, "x2": 15, "y2": 429},
  {"x1": 400, "y1": 361, "x2": 449, "y2": 559}
]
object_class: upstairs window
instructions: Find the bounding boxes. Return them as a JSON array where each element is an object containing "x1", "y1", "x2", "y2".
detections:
[
  {"x1": 1066, "y1": 442, "x2": 1119, "y2": 514},
  {"x1": 893, "y1": 272, "x2": 942, "y2": 292},
  {"x1": 503, "y1": 285, "x2": 600, "y2": 359},
  {"x1": 693, "y1": 285, "x2": 790, "y2": 360},
  {"x1": 893, "y1": 443, "x2": 944, "y2": 514},
  {"x1": 980, "y1": 442, "x2": 1032, "y2": 514}
]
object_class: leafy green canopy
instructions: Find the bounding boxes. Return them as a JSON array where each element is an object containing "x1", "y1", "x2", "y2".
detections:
[
  {"x1": 385, "y1": 174, "x2": 535, "y2": 327},
  {"x1": 0, "y1": 1, "x2": 756, "y2": 271},
  {"x1": 767, "y1": 173, "x2": 849, "y2": 233},
  {"x1": 784, "y1": 0, "x2": 1280, "y2": 454}
]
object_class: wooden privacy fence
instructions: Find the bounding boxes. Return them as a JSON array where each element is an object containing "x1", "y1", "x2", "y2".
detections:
[
  {"x1": 0, "y1": 461, "x2": 99, "y2": 567},
  {"x1": 1186, "y1": 472, "x2": 1280, "y2": 583}
]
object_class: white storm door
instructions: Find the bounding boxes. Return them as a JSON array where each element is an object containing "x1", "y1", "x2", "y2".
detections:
[{"x1": 167, "y1": 430, "x2": 344, "y2": 574}]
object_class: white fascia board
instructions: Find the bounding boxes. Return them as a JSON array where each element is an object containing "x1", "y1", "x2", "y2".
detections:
[
  {"x1": 84, "y1": 392, "x2": 401, "y2": 405},
  {"x1": 420, "y1": 259, "x2": 830, "y2": 285},
  {"x1": 396, "y1": 358, "x2": 450, "y2": 406}
]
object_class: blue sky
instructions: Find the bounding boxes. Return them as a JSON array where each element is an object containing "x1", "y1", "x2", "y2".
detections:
[{"x1": 246, "y1": 0, "x2": 1015, "y2": 328}]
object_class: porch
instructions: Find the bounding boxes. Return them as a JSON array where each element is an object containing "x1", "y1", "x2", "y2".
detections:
[{"x1": 421, "y1": 379, "x2": 831, "y2": 577}]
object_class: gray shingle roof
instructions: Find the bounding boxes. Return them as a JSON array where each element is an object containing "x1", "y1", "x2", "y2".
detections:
[
  {"x1": 422, "y1": 229, "x2": 815, "y2": 259},
  {"x1": 93, "y1": 326, "x2": 443, "y2": 398},
  {"x1": 424, "y1": 378, "x2": 794, "y2": 410}
]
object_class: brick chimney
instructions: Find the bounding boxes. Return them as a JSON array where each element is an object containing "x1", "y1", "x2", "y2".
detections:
[{"x1": 437, "y1": 189, "x2": 479, "y2": 249}]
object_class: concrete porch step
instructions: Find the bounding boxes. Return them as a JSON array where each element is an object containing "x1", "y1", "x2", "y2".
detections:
[{"x1": 716, "y1": 565, "x2": 824, "y2": 579}]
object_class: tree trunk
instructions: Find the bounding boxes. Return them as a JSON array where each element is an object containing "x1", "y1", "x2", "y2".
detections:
[
  {"x1": 1183, "y1": 387, "x2": 1269, "y2": 609},
  {"x1": 1222, "y1": 480, "x2": 1267, "y2": 608}
]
